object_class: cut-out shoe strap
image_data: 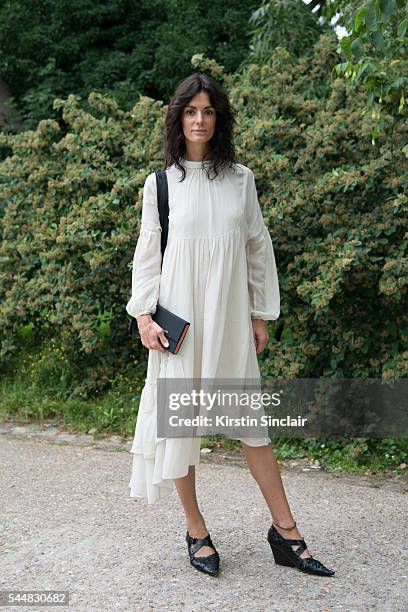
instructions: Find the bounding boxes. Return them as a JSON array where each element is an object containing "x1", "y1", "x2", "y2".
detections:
[
  {"x1": 189, "y1": 534, "x2": 214, "y2": 555},
  {"x1": 281, "y1": 537, "x2": 306, "y2": 547},
  {"x1": 275, "y1": 534, "x2": 308, "y2": 556}
]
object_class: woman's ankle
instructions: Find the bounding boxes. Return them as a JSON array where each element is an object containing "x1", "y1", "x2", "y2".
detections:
[
  {"x1": 186, "y1": 515, "x2": 208, "y2": 535},
  {"x1": 275, "y1": 524, "x2": 301, "y2": 538},
  {"x1": 272, "y1": 518, "x2": 301, "y2": 537}
]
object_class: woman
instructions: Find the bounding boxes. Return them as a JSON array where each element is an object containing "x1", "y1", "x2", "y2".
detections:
[{"x1": 126, "y1": 73, "x2": 335, "y2": 578}]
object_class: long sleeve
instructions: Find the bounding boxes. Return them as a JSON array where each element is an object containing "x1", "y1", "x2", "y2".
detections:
[
  {"x1": 244, "y1": 168, "x2": 280, "y2": 321},
  {"x1": 126, "y1": 172, "x2": 162, "y2": 318}
]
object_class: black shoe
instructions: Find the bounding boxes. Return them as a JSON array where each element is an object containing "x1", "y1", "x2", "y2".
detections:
[
  {"x1": 186, "y1": 531, "x2": 220, "y2": 576},
  {"x1": 267, "y1": 523, "x2": 335, "y2": 577}
]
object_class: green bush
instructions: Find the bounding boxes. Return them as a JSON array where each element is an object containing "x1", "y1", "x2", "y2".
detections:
[
  {"x1": 0, "y1": 0, "x2": 259, "y2": 131},
  {"x1": 1, "y1": 34, "x2": 407, "y2": 396},
  {"x1": 0, "y1": 36, "x2": 407, "y2": 472}
]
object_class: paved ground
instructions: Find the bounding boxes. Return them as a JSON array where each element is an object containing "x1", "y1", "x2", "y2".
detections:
[{"x1": 0, "y1": 422, "x2": 407, "y2": 611}]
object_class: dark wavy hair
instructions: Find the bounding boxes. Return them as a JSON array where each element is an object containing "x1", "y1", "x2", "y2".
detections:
[{"x1": 164, "y1": 72, "x2": 238, "y2": 181}]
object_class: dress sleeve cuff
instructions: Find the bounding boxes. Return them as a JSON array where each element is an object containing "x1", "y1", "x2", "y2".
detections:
[
  {"x1": 250, "y1": 310, "x2": 280, "y2": 321},
  {"x1": 126, "y1": 298, "x2": 158, "y2": 319}
]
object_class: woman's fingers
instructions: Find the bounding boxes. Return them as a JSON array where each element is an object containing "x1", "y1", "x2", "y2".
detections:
[
  {"x1": 141, "y1": 322, "x2": 169, "y2": 352},
  {"x1": 252, "y1": 320, "x2": 269, "y2": 353},
  {"x1": 256, "y1": 336, "x2": 268, "y2": 353},
  {"x1": 149, "y1": 336, "x2": 166, "y2": 352},
  {"x1": 156, "y1": 326, "x2": 169, "y2": 349},
  {"x1": 258, "y1": 332, "x2": 269, "y2": 353}
]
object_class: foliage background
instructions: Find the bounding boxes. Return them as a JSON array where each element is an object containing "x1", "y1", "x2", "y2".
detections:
[
  {"x1": 0, "y1": 0, "x2": 258, "y2": 130},
  {"x1": 0, "y1": 1, "x2": 407, "y2": 471}
]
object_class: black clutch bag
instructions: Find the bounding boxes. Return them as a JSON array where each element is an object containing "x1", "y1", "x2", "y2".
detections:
[
  {"x1": 127, "y1": 170, "x2": 190, "y2": 354},
  {"x1": 149, "y1": 303, "x2": 190, "y2": 354}
]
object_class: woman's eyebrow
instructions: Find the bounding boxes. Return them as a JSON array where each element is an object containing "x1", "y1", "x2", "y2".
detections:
[{"x1": 185, "y1": 105, "x2": 214, "y2": 109}]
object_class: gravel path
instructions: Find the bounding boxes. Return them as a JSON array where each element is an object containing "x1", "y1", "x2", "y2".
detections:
[{"x1": 0, "y1": 425, "x2": 407, "y2": 612}]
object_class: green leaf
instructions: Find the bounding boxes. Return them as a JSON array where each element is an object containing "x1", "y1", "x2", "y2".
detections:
[
  {"x1": 365, "y1": 5, "x2": 378, "y2": 31},
  {"x1": 397, "y1": 17, "x2": 408, "y2": 38},
  {"x1": 351, "y1": 37, "x2": 365, "y2": 60},
  {"x1": 340, "y1": 36, "x2": 352, "y2": 58},
  {"x1": 391, "y1": 77, "x2": 406, "y2": 89},
  {"x1": 382, "y1": 0, "x2": 397, "y2": 17},
  {"x1": 355, "y1": 7, "x2": 367, "y2": 32},
  {"x1": 357, "y1": 61, "x2": 370, "y2": 79},
  {"x1": 372, "y1": 30, "x2": 385, "y2": 49}
]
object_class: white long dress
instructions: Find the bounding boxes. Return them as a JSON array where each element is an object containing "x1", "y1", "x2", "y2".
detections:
[{"x1": 126, "y1": 159, "x2": 280, "y2": 503}]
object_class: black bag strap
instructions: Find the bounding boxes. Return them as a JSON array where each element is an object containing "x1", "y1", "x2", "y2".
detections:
[{"x1": 155, "y1": 170, "x2": 169, "y2": 268}]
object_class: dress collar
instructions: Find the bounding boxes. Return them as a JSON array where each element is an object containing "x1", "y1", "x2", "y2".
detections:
[{"x1": 179, "y1": 158, "x2": 214, "y2": 168}]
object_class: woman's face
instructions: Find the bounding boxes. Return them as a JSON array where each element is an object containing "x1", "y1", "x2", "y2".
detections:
[{"x1": 181, "y1": 91, "x2": 216, "y2": 150}]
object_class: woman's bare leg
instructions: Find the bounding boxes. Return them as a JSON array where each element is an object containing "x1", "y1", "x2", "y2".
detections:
[
  {"x1": 241, "y1": 442, "x2": 311, "y2": 558},
  {"x1": 173, "y1": 465, "x2": 215, "y2": 557}
]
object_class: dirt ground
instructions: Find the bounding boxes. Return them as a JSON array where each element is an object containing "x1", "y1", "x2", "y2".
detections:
[{"x1": 0, "y1": 420, "x2": 407, "y2": 611}]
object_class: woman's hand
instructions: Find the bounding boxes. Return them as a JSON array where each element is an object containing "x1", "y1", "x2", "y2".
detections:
[
  {"x1": 251, "y1": 318, "x2": 269, "y2": 353},
  {"x1": 136, "y1": 314, "x2": 169, "y2": 352}
]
